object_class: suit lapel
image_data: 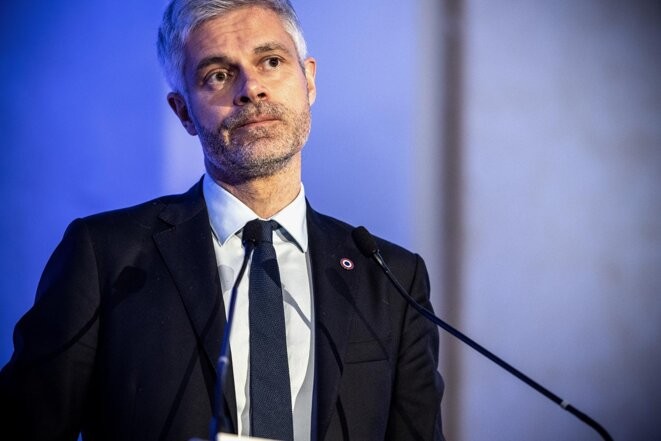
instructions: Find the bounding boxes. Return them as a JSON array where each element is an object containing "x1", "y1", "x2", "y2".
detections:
[
  {"x1": 307, "y1": 207, "x2": 364, "y2": 441},
  {"x1": 150, "y1": 189, "x2": 363, "y2": 437},
  {"x1": 152, "y1": 182, "x2": 238, "y2": 432}
]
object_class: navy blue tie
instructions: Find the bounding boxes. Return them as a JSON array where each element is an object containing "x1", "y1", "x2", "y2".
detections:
[{"x1": 246, "y1": 220, "x2": 293, "y2": 441}]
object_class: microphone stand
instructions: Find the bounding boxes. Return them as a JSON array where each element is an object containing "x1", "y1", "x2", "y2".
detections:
[
  {"x1": 353, "y1": 226, "x2": 614, "y2": 441},
  {"x1": 209, "y1": 241, "x2": 255, "y2": 441}
]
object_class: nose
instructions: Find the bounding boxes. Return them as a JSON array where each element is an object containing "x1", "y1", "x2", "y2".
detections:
[{"x1": 234, "y1": 71, "x2": 268, "y2": 105}]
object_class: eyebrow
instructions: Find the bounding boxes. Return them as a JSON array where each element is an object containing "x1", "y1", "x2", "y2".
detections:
[
  {"x1": 253, "y1": 42, "x2": 293, "y2": 56},
  {"x1": 195, "y1": 55, "x2": 233, "y2": 76},
  {"x1": 195, "y1": 42, "x2": 294, "y2": 76}
]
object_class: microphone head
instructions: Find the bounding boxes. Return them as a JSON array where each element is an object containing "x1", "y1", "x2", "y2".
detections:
[{"x1": 352, "y1": 226, "x2": 379, "y2": 257}]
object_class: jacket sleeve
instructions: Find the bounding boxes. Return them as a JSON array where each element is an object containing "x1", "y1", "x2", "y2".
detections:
[
  {"x1": 0, "y1": 219, "x2": 100, "y2": 441},
  {"x1": 386, "y1": 254, "x2": 445, "y2": 441}
]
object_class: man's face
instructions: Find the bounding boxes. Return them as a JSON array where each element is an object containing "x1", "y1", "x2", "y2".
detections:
[{"x1": 169, "y1": 6, "x2": 317, "y2": 184}]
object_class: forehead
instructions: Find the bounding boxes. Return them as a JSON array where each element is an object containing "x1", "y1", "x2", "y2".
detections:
[{"x1": 184, "y1": 6, "x2": 296, "y2": 64}]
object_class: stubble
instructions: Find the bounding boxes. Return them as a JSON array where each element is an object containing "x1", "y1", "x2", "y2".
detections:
[{"x1": 196, "y1": 101, "x2": 311, "y2": 185}]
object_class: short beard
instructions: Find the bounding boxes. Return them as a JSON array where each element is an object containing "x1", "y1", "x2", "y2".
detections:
[{"x1": 196, "y1": 101, "x2": 311, "y2": 185}]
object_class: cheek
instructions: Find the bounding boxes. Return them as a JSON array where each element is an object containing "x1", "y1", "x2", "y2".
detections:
[
  {"x1": 189, "y1": 98, "x2": 233, "y2": 130},
  {"x1": 284, "y1": 80, "x2": 313, "y2": 109}
]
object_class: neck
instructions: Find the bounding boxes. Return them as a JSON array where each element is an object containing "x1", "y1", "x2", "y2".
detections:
[{"x1": 208, "y1": 155, "x2": 302, "y2": 219}]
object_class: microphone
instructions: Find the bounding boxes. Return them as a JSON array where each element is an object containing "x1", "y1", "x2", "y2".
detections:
[
  {"x1": 209, "y1": 222, "x2": 261, "y2": 441},
  {"x1": 351, "y1": 226, "x2": 614, "y2": 441}
]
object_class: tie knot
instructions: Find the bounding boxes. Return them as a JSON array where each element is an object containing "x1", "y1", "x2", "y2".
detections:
[{"x1": 243, "y1": 219, "x2": 277, "y2": 244}]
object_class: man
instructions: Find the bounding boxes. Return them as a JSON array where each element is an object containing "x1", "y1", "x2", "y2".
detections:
[{"x1": 0, "y1": 1, "x2": 444, "y2": 440}]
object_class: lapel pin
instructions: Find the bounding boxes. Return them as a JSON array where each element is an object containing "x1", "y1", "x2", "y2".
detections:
[{"x1": 340, "y1": 258, "x2": 355, "y2": 270}]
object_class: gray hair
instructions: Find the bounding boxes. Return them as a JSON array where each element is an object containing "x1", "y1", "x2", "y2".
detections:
[{"x1": 157, "y1": 0, "x2": 307, "y2": 94}]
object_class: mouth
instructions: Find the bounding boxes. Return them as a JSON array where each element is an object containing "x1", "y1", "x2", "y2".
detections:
[{"x1": 236, "y1": 117, "x2": 278, "y2": 129}]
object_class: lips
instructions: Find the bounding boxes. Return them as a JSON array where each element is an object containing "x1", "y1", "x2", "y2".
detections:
[
  {"x1": 237, "y1": 117, "x2": 277, "y2": 129},
  {"x1": 222, "y1": 103, "x2": 284, "y2": 132}
]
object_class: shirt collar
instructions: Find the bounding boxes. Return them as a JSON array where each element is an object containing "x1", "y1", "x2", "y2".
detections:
[{"x1": 202, "y1": 174, "x2": 308, "y2": 252}]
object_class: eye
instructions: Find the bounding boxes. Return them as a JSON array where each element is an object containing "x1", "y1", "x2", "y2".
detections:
[
  {"x1": 264, "y1": 57, "x2": 282, "y2": 69},
  {"x1": 204, "y1": 70, "x2": 231, "y2": 87}
]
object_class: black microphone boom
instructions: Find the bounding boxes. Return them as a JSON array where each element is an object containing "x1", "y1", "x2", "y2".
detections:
[
  {"x1": 351, "y1": 226, "x2": 613, "y2": 441},
  {"x1": 209, "y1": 225, "x2": 259, "y2": 441}
]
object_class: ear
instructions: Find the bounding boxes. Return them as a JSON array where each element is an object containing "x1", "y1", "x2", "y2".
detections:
[
  {"x1": 167, "y1": 92, "x2": 198, "y2": 136},
  {"x1": 303, "y1": 57, "x2": 317, "y2": 105}
]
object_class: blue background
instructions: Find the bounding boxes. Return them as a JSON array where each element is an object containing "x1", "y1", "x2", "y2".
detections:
[{"x1": 0, "y1": 1, "x2": 418, "y2": 364}]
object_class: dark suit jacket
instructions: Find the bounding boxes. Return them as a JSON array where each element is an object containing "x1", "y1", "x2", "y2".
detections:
[{"x1": 0, "y1": 181, "x2": 444, "y2": 441}]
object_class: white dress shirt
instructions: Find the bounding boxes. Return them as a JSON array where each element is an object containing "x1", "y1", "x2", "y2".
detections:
[{"x1": 203, "y1": 175, "x2": 314, "y2": 441}]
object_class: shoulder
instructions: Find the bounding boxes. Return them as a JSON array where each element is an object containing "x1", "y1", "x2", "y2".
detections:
[
  {"x1": 80, "y1": 181, "x2": 203, "y2": 228},
  {"x1": 307, "y1": 204, "x2": 423, "y2": 271},
  {"x1": 61, "y1": 181, "x2": 205, "y2": 247}
]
